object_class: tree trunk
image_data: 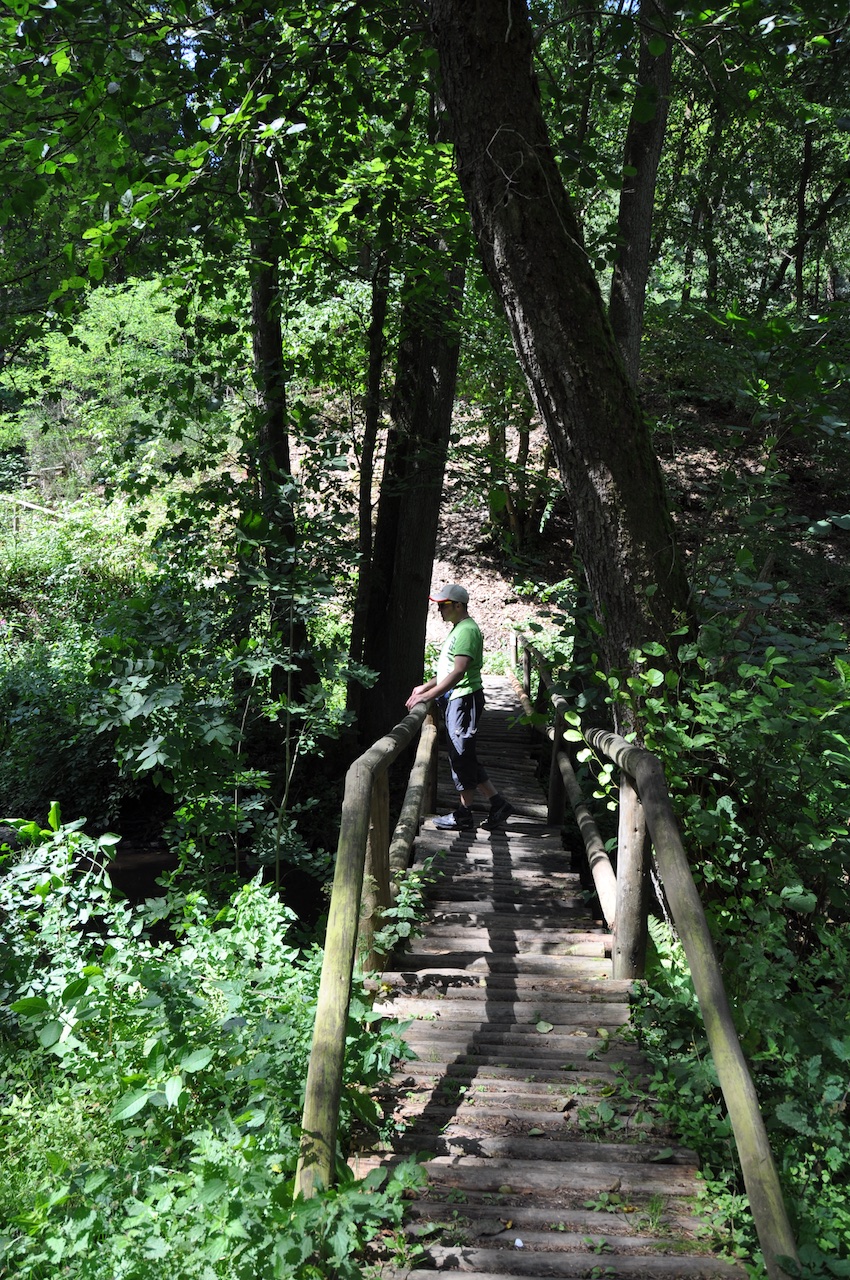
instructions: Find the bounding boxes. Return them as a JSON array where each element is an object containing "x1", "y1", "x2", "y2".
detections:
[
  {"x1": 608, "y1": 0, "x2": 673, "y2": 385},
  {"x1": 759, "y1": 149, "x2": 850, "y2": 312},
  {"x1": 248, "y1": 155, "x2": 316, "y2": 703},
  {"x1": 430, "y1": 0, "x2": 691, "y2": 677},
  {"x1": 347, "y1": 250, "x2": 391, "y2": 676},
  {"x1": 357, "y1": 256, "x2": 465, "y2": 747},
  {"x1": 795, "y1": 128, "x2": 814, "y2": 310},
  {"x1": 250, "y1": 252, "x2": 291, "y2": 492}
]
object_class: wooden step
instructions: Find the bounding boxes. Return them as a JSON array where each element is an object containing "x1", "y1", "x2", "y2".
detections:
[
  {"x1": 350, "y1": 676, "x2": 744, "y2": 1278},
  {"x1": 404, "y1": 927, "x2": 609, "y2": 950},
  {"x1": 390, "y1": 1061, "x2": 647, "y2": 1086},
  {"x1": 402, "y1": 1196, "x2": 713, "y2": 1240},
  {"x1": 374, "y1": 995, "x2": 631, "y2": 1024},
  {"x1": 389, "y1": 952, "x2": 613, "y2": 978},
  {"x1": 391, "y1": 1253, "x2": 743, "y2": 1278},
  {"x1": 351, "y1": 1151, "x2": 703, "y2": 1197},
  {"x1": 370, "y1": 973, "x2": 634, "y2": 999}
]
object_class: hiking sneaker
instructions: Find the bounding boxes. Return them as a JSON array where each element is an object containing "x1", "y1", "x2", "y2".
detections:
[
  {"x1": 482, "y1": 798, "x2": 514, "y2": 830},
  {"x1": 433, "y1": 809, "x2": 475, "y2": 832}
]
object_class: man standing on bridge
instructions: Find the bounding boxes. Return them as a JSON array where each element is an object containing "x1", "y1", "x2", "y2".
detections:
[{"x1": 405, "y1": 583, "x2": 514, "y2": 833}]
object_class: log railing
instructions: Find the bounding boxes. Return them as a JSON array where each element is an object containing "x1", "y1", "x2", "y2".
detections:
[
  {"x1": 512, "y1": 636, "x2": 798, "y2": 1280},
  {"x1": 294, "y1": 701, "x2": 437, "y2": 1199}
]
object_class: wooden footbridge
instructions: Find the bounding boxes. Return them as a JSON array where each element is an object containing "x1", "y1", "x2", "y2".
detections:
[{"x1": 295, "y1": 659, "x2": 799, "y2": 1280}]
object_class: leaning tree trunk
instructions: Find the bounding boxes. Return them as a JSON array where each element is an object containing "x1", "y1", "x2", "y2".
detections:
[
  {"x1": 430, "y1": 0, "x2": 691, "y2": 678},
  {"x1": 608, "y1": 0, "x2": 674, "y2": 386},
  {"x1": 357, "y1": 256, "x2": 465, "y2": 748}
]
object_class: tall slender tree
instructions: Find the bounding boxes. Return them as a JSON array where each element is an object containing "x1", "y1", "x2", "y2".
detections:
[
  {"x1": 430, "y1": 0, "x2": 692, "y2": 679},
  {"x1": 608, "y1": 0, "x2": 674, "y2": 385}
]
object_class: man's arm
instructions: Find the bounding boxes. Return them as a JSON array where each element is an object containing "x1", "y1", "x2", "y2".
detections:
[{"x1": 406, "y1": 656, "x2": 471, "y2": 709}]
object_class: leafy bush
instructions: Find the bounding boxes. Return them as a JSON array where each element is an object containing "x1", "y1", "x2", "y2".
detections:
[
  {"x1": 0, "y1": 634, "x2": 122, "y2": 830},
  {"x1": 581, "y1": 606, "x2": 850, "y2": 1272},
  {"x1": 0, "y1": 812, "x2": 421, "y2": 1278},
  {"x1": 0, "y1": 501, "x2": 151, "y2": 826}
]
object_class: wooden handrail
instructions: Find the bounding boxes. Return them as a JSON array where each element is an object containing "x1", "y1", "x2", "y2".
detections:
[
  {"x1": 295, "y1": 700, "x2": 437, "y2": 1199},
  {"x1": 507, "y1": 651, "x2": 618, "y2": 929},
  {"x1": 514, "y1": 636, "x2": 798, "y2": 1280}
]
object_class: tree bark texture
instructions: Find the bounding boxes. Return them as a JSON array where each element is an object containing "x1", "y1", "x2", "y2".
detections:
[
  {"x1": 347, "y1": 251, "x2": 391, "y2": 678},
  {"x1": 430, "y1": 0, "x2": 691, "y2": 673},
  {"x1": 358, "y1": 258, "x2": 465, "y2": 747},
  {"x1": 608, "y1": 0, "x2": 673, "y2": 386},
  {"x1": 248, "y1": 151, "x2": 317, "y2": 702}
]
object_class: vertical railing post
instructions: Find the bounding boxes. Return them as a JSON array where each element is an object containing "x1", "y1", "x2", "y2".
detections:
[
  {"x1": 361, "y1": 768, "x2": 390, "y2": 972},
  {"x1": 547, "y1": 706, "x2": 566, "y2": 827},
  {"x1": 295, "y1": 760, "x2": 372, "y2": 1198},
  {"x1": 612, "y1": 772, "x2": 649, "y2": 979},
  {"x1": 508, "y1": 631, "x2": 518, "y2": 670},
  {"x1": 522, "y1": 641, "x2": 532, "y2": 699},
  {"x1": 426, "y1": 709, "x2": 439, "y2": 816}
]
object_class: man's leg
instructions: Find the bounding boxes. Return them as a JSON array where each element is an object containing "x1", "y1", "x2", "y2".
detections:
[{"x1": 436, "y1": 693, "x2": 487, "y2": 830}]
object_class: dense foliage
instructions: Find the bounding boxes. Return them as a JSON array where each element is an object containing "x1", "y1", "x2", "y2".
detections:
[
  {"x1": 560, "y1": 561, "x2": 850, "y2": 1271},
  {"x1": 1, "y1": 0, "x2": 849, "y2": 1274},
  {"x1": 0, "y1": 813, "x2": 424, "y2": 1278}
]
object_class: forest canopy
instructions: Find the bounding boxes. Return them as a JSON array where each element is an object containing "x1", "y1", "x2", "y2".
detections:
[{"x1": 1, "y1": 0, "x2": 849, "y2": 1275}]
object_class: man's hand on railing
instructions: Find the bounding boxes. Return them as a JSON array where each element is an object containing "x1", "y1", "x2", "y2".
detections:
[{"x1": 405, "y1": 683, "x2": 433, "y2": 710}]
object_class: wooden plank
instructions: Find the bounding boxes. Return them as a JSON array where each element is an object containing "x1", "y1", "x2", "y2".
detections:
[
  {"x1": 349, "y1": 1152, "x2": 703, "y2": 1197},
  {"x1": 389, "y1": 952, "x2": 613, "y2": 977},
  {"x1": 392, "y1": 1254, "x2": 744, "y2": 1278},
  {"x1": 370, "y1": 973, "x2": 634, "y2": 998}
]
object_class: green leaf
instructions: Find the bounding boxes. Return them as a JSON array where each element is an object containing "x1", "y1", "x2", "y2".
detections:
[
  {"x1": 536, "y1": 1020, "x2": 554, "y2": 1034},
  {"x1": 38, "y1": 1020, "x2": 63, "y2": 1048},
  {"x1": 165, "y1": 1076, "x2": 183, "y2": 1108},
  {"x1": 111, "y1": 1089, "x2": 151, "y2": 1121},
  {"x1": 178, "y1": 1046, "x2": 214, "y2": 1073},
  {"x1": 779, "y1": 885, "x2": 817, "y2": 914},
  {"x1": 11, "y1": 996, "x2": 50, "y2": 1016},
  {"x1": 775, "y1": 1101, "x2": 814, "y2": 1135},
  {"x1": 61, "y1": 977, "x2": 89, "y2": 1004}
]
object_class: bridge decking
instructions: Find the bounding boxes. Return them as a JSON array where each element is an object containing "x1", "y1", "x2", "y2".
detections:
[{"x1": 353, "y1": 676, "x2": 745, "y2": 1279}]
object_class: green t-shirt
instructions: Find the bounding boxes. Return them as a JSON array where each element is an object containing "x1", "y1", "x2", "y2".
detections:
[{"x1": 436, "y1": 616, "x2": 484, "y2": 700}]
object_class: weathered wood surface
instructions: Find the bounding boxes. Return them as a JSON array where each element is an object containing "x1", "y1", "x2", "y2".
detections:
[{"x1": 352, "y1": 677, "x2": 746, "y2": 1278}]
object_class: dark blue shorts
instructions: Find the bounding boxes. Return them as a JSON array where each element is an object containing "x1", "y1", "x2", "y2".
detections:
[{"x1": 444, "y1": 690, "x2": 489, "y2": 792}]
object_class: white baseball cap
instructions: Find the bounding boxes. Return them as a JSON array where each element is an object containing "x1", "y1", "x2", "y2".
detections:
[{"x1": 429, "y1": 583, "x2": 469, "y2": 604}]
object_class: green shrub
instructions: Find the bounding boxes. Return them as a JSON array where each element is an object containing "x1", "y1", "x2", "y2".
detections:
[
  {"x1": 0, "y1": 812, "x2": 421, "y2": 1278},
  {"x1": 583, "y1": 610, "x2": 850, "y2": 1272},
  {"x1": 0, "y1": 501, "x2": 148, "y2": 826}
]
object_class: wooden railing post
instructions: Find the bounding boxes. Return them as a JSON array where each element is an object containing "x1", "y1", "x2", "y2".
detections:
[
  {"x1": 296, "y1": 702, "x2": 432, "y2": 1200},
  {"x1": 426, "y1": 709, "x2": 439, "y2": 817},
  {"x1": 611, "y1": 772, "x2": 649, "y2": 979},
  {"x1": 547, "y1": 705, "x2": 566, "y2": 827},
  {"x1": 361, "y1": 769, "x2": 391, "y2": 971},
  {"x1": 389, "y1": 716, "x2": 438, "y2": 899},
  {"x1": 522, "y1": 641, "x2": 532, "y2": 698},
  {"x1": 296, "y1": 759, "x2": 371, "y2": 1198},
  {"x1": 584, "y1": 728, "x2": 799, "y2": 1280}
]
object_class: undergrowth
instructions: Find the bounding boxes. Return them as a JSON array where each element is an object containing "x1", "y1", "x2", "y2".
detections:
[
  {"x1": 0, "y1": 810, "x2": 424, "y2": 1279},
  {"x1": 564, "y1": 596, "x2": 850, "y2": 1277}
]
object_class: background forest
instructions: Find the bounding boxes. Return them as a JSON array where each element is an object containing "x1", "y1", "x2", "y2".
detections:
[{"x1": 1, "y1": 0, "x2": 849, "y2": 1276}]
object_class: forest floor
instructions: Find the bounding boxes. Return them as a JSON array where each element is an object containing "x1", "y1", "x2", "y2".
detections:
[
  {"x1": 426, "y1": 457, "x2": 575, "y2": 656},
  {"x1": 428, "y1": 400, "x2": 850, "y2": 658}
]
